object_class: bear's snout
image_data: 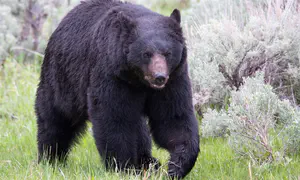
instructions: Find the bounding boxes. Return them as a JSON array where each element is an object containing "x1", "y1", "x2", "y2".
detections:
[
  {"x1": 144, "y1": 54, "x2": 169, "y2": 89},
  {"x1": 154, "y1": 73, "x2": 168, "y2": 86}
]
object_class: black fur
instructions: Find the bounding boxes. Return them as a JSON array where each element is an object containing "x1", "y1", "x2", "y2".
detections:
[{"x1": 35, "y1": 0, "x2": 199, "y2": 178}]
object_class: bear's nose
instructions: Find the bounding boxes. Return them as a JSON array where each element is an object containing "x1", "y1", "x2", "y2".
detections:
[{"x1": 154, "y1": 73, "x2": 167, "y2": 86}]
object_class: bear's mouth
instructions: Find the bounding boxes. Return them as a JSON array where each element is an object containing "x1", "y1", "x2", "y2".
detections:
[
  {"x1": 144, "y1": 75, "x2": 169, "y2": 89},
  {"x1": 149, "y1": 82, "x2": 166, "y2": 89}
]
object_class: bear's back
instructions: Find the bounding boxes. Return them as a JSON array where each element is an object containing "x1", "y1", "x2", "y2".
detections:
[{"x1": 44, "y1": 0, "x2": 161, "y2": 67}]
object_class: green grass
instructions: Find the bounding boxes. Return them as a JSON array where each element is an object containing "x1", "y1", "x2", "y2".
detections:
[{"x1": 1, "y1": 59, "x2": 300, "y2": 179}]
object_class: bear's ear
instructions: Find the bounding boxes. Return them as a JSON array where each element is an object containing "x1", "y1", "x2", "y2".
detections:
[
  {"x1": 170, "y1": 9, "x2": 181, "y2": 24},
  {"x1": 116, "y1": 11, "x2": 136, "y2": 31}
]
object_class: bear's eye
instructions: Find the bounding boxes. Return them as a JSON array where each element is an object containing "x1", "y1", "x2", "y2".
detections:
[
  {"x1": 143, "y1": 52, "x2": 152, "y2": 59},
  {"x1": 164, "y1": 51, "x2": 171, "y2": 57}
]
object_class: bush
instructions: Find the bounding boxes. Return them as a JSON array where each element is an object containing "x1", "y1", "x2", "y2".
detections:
[
  {"x1": 186, "y1": 0, "x2": 300, "y2": 108},
  {"x1": 201, "y1": 72, "x2": 300, "y2": 163},
  {"x1": 227, "y1": 73, "x2": 284, "y2": 162},
  {"x1": 283, "y1": 120, "x2": 300, "y2": 155},
  {"x1": 0, "y1": 2, "x2": 19, "y2": 62},
  {"x1": 0, "y1": 0, "x2": 81, "y2": 62},
  {"x1": 201, "y1": 108, "x2": 230, "y2": 137}
]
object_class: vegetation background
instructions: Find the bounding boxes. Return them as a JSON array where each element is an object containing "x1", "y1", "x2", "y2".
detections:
[{"x1": 1, "y1": 0, "x2": 300, "y2": 179}]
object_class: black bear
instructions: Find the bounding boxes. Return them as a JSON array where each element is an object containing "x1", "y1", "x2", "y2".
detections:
[{"x1": 35, "y1": 0, "x2": 199, "y2": 178}]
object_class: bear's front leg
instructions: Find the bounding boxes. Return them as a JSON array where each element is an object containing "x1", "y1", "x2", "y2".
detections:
[
  {"x1": 146, "y1": 74, "x2": 200, "y2": 179},
  {"x1": 87, "y1": 78, "x2": 147, "y2": 171}
]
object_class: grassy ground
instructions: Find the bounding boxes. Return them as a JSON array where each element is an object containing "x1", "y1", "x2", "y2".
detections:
[{"x1": 1, "y1": 59, "x2": 300, "y2": 180}]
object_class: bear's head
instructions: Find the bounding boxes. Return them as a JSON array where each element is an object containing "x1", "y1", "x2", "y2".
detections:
[{"x1": 121, "y1": 9, "x2": 186, "y2": 90}]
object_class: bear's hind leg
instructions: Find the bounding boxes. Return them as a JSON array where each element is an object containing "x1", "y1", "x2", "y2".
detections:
[{"x1": 36, "y1": 106, "x2": 87, "y2": 163}]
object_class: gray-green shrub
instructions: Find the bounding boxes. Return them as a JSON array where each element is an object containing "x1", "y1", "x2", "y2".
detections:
[
  {"x1": 0, "y1": 0, "x2": 81, "y2": 61},
  {"x1": 186, "y1": 0, "x2": 300, "y2": 107},
  {"x1": 201, "y1": 72, "x2": 300, "y2": 162}
]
